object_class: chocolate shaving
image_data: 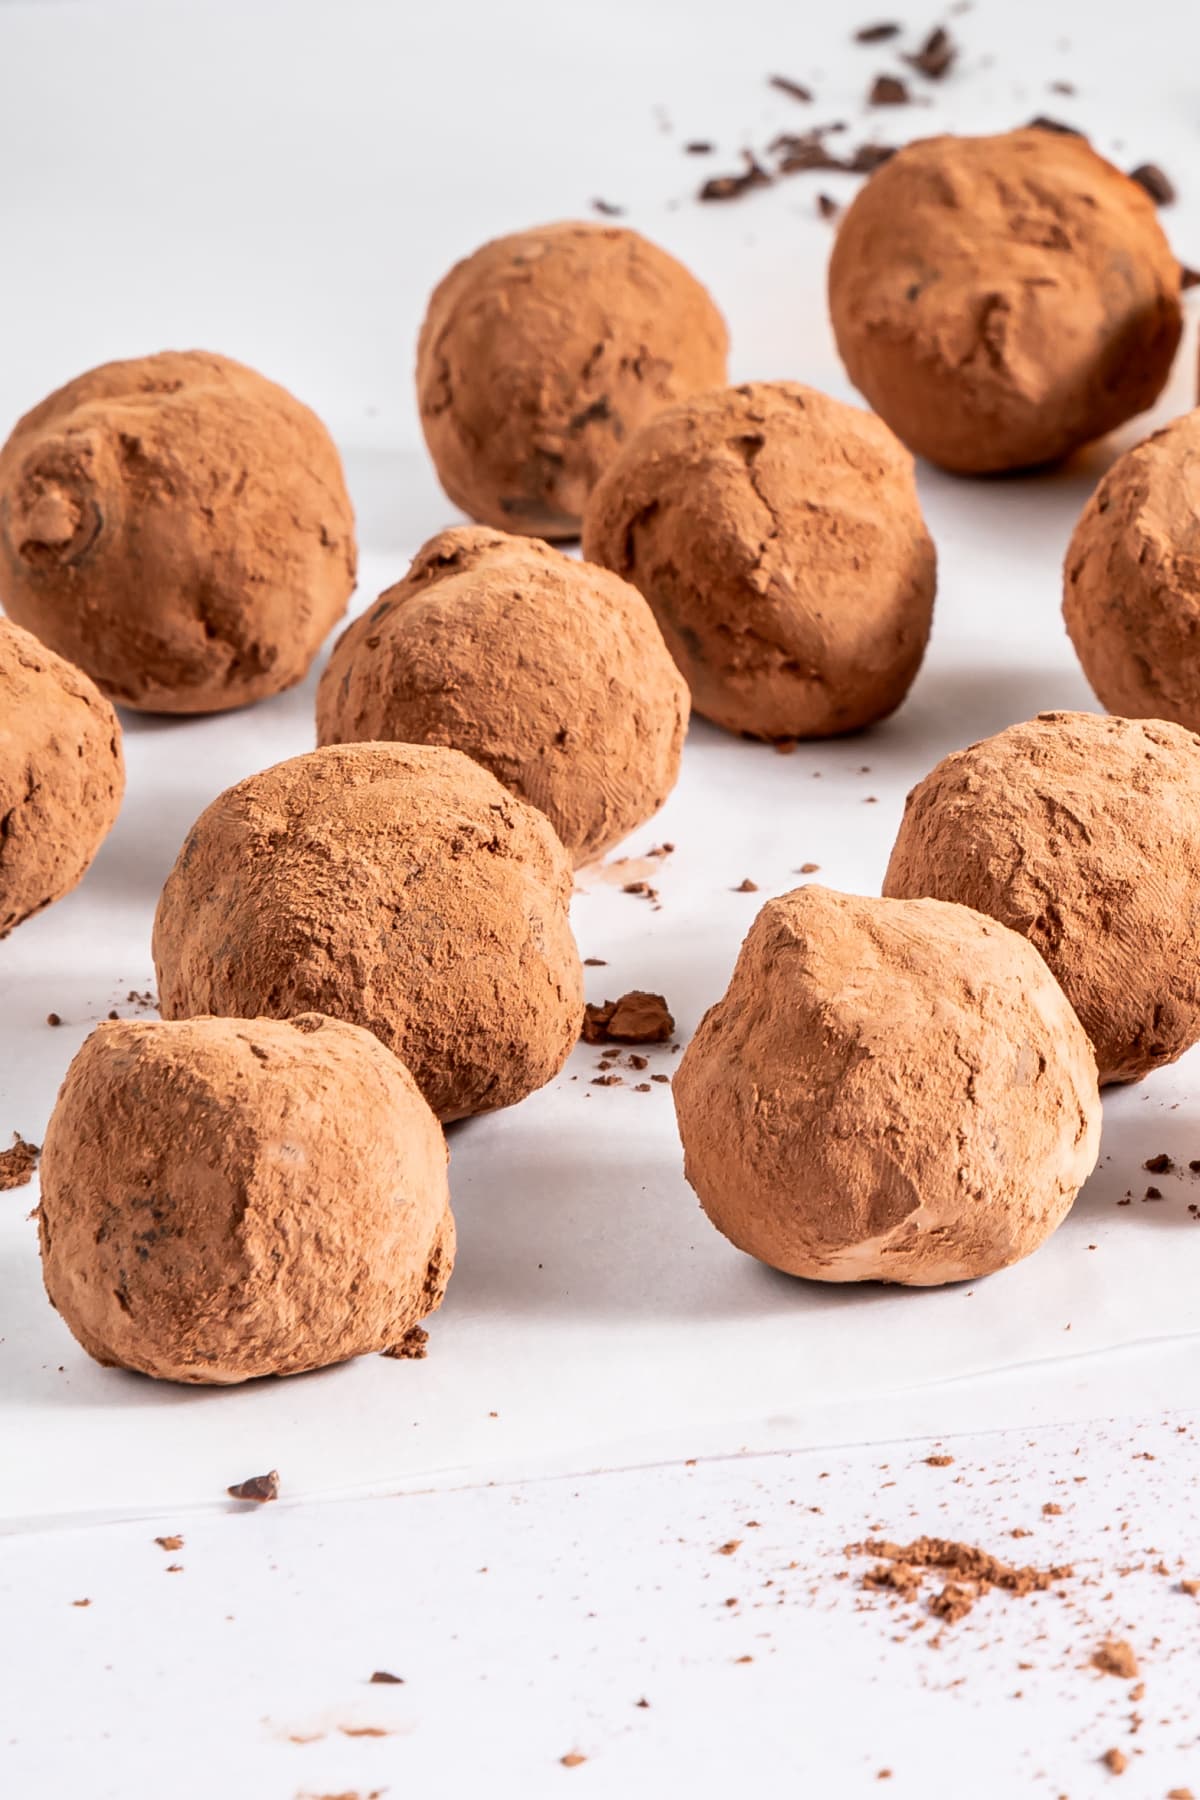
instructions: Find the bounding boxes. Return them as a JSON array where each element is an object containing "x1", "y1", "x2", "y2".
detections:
[
  {"x1": 849, "y1": 1534, "x2": 1072, "y2": 1623},
  {"x1": 227, "y1": 1470, "x2": 280, "y2": 1504},
  {"x1": 905, "y1": 26, "x2": 956, "y2": 79},
  {"x1": 684, "y1": 140, "x2": 714, "y2": 155},
  {"x1": 769, "y1": 75, "x2": 814, "y2": 102},
  {"x1": 699, "y1": 152, "x2": 772, "y2": 202},
  {"x1": 854, "y1": 21, "x2": 901, "y2": 41}
]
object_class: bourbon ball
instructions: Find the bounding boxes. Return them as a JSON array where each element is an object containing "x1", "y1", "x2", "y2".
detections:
[
  {"x1": 416, "y1": 222, "x2": 728, "y2": 539},
  {"x1": 317, "y1": 526, "x2": 689, "y2": 865},
  {"x1": 1064, "y1": 409, "x2": 1200, "y2": 730},
  {"x1": 0, "y1": 616, "x2": 124, "y2": 936},
  {"x1": 883, "y1": 711, "x2": 1200, "y2": 1084},
  {"x1": 152, "y1": 743, "x2": 582, "y2": 1121},
  {"x1": 673, "y1": 885, "x2": 1100, "y2": 1285},
  {"x1": 38, "y1": 1014, "x2": 453, "y2": 1384},
  {"x1": 0, "y1": 351, "x2": 356, "y2": 712},
  {"x1": 582, "y1": 381, "x2": 936, "y2": 739},
  {"x1": 828, "y1": 127, "x2": 1182, "y2": 473}
]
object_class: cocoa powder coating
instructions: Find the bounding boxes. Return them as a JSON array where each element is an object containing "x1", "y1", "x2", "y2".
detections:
[
  {"x1": 0, "y1": 617, "x2": 124, "y2": 936},
  {"x1": 316, "y1": 526, "x2": 689, "y2": 865},
  {"x1": 416, "y1": 222, "x2": 729, "y2": 539},
  {"x1": 828, "y1": 128, "x2": 1182, "y2": 472},
  {"x1": 38, "y1": 1014, "x2": 454, "y2": 1384},
  {"x1": 582, "y1": 381, "x2": 936, "y2": 740},
  {"x1": 883, "y1": 712, "x2": 1200, "y2": 1084},
  {"x1": 673, "y1": 886, "x2": 1100, "y2": 1284},
  {"x1": 1064, "y1": 409, "x2": 1200, "y2": 731},
  {"x1": 152, "y1": 743, "x2": 582, "y2": 1121},
  {"x1": 0, "y1": 351, "x2": 356, "y2": 713}
]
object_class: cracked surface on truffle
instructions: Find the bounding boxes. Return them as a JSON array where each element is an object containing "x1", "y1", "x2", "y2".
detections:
[
  {"x1": 0, "y1": 617, "x2": 124, "y2": 936},
  {"x1": 582, "y1": 381, "x2": 935, "y2": 739},
  {"x1": 829, "y1": 128, "x2": 1182, "y2": 473},
  {"x1": 673, "y1": 885, "x2": 1100, "y2": 1286},
  {"x1": 1064, "y1": 409, "x2": 1200, "y2": 731},
  {"x1": 0, "y1": 351, "x2": 357, "y2": 713},
  {"x1": 152, "y1": 742, "x2": 583, "y2": 1121},
  {"x1": 883, "y1": 711, "x2": 1200, "y2": 1084},
  {"x1": 317, "y1": 526, "x2": 689, "y2": 865},
  {"x1": 417, "y1": 223, "x2": 728, "y2": 539},
  {"x1": 38, "y1": 1014, "x2": 454, "y2": 1384}
]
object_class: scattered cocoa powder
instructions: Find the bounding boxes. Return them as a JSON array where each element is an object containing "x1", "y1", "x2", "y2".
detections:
[
  {"x1": 1092, "y1": 1638, "x2": 1139, "y2": 1679},
  {"x1": 155, "y1": 1535, "x2": 183, "y2": 1552},
  {"x1": 849, "y1": 1534, "x2": 1073, "y2": 1623},
  {"x1": 855, "y1": 22, "x2": 901, "y2": 43},
  {"x1": 0, "y1": 1134, "x2": 39, "y2": 1191},
  {"x1": 925, "y1": 1454, "x2": 954, "y2": 1467}
]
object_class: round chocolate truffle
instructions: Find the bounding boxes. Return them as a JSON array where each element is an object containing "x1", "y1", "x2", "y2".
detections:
[
  {"x1": 883, "y1": 711, "x2": 1200, "y2": 1084},
  {"x1": 38, "y1": 1014, "x2": 453, "y2": 1384},
  {"x1": 0, "y1": 616, "x2": 124, "y2": 936},
  {"x1": 828, "y1": 127, "x2": 1182, "y2": 473},
  {"x1": 1064, "y1": 410, "x2": 1200, "y2": 729},
  {"x1": 416, "y1": 222, "x2": 729, "y2": 539},
  {"x1": 152, "y1": 743, "x2": 582, "y2": 1121},
  {"x1": 316, "y1": 526, "x2": 689, "y2": 865},
  {"x1": 582, "y1": 381, "x2": 936, "y2": 739},
  {"x1": 673, "y1": 885, "x2": 1100, "y2": 1285},
  {"x1": 0, "y1": 351, "x2": 356, "y2": 713}
]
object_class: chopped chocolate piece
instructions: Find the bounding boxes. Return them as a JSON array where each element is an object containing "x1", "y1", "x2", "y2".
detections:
[
  {"x1": 854, "y1": 21, "x2": 901, "y2": 41},
  {"x1": 370, "y1": 1670, "x2": 405, "y2": 1684},
  {"x1": 0, "y1": 1134, "x2": 39, "y2": 1192},
  {"x1": 628, "y1": 1053, "x2": 649, "y2": 1070},
  {"x1": 1144, "y1": 1153, "x2": 1174, "y2": 1173},
  {"x1": 634, "y1": 1081, "x2": 651, "y2": 1091},
  {"x1": 583, "y1": 992, "x2": 675, "y2": 1044},
  {"x1": 592, "y1": 1073, "x2": 623, "y2": 1086},
  {"x1": 382, "y1": 1324, "x2": 429, "y2": 1360},
  {"x1": 700, "y1": 152, "x2": 772, "y2": 202},
  {"x1": 905, "y1": 25, "x2": 956, "y2": 79},
  {"x1": 771, "y1": 128, "x2": 847, "y2": 174},
  {"x1": 1145, "y1": 1187, "x2": 1163, "y2": 1200},
  {"x1": 868, "y1": 74, "x2": 911, "y2": 105},
  {"x1": 651, "y1": 1073, "x2": 670, "y2": 1084},
  {"x1": 227, "y1": 1470, "x2": 280, "y2": 1504},
  {"x1": 1028, "y1": 114, "x2": 1085, "y2": 135},
  {"x1": 591, "y1": 198, "x2": 626, "y2": 217},
  {"x1": 1129, "y1": 163, "x2": 1176, "y2": 205},
  {"x1": 769, "y1": 75, "x2": 814, "y2": 102},
  {"x1": 561, "y1": 1753, "x2": 587, "y2": 1769},
  {"x1": 684, "y1": 140, "x2": 715, "y2": 155}
]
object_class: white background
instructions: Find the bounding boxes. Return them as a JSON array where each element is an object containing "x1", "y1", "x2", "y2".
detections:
[{"x1": 2, "y1": 0, "x2": 1200, "y2": 1793}]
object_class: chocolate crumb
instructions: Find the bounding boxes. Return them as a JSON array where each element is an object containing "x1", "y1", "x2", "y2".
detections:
[
  {"x1": 382, "y1": 1325, "x2": 429, "y2": 1361},
  {"x1": 905, "y1": 25, "x2": 956, "y2": 79},
  {"x1": 868, "y1": 74, "x2": 911, "y2": 105},
  {"x1": 769, "y1": 75, "x2": 814, "y2": 102},
  {"x1": 107, "y1": 1009, "x2": 119, "y2": 1020},
  {"x1": 684, "y1": 140, "x2": 714, "y2": 155},
  {"x1": 817, "y1": 194, "x2": 840, "y2": 220},
  {"x1": 925, "y1": 1454, "x2": 954, "y2": 1467},
  {"x1": 733, "y1": 878, "x2": 759, "y2": 892},
  {"x1": 1101, "y1": 1748, "x2": 1127, "y2": 1775},
  {"x1": 592, "y1": 1073, "x2": 623, "y2": 1086},
  {"x1": 227, "y1": 1470, "x2": 280, "y2": 1504},
  {"x1": 561, "y1": 1752, "x2": 587, "y2": 1768},
  {"x1": 46, "y1": 1012, "x2": 62, "y2": 1027},
  {"x1": 717, "y1": 1539, "x2": 742, "y2": 1556},
  {"x1": 634, "y1": 1082, "x2": 651, "y2": 1092},
  {"x1": 1092, "y1": 1638, "x2": 1139, "y2": 1679},
  {"x1": 155, "y1": 1535, "x2": 183, "y2": 1552},
  {"x1": 798, "y1": 862, "x2": 820, "y2": 873},
  {"x1": 854, "y1": 21, "x2": 901, "y2": 41},
  {"x1": 1144, "y1": 1187, "x2": 1163, "y2": 1200},
  {"x1": 370, "y1": 1671, "x2": 404, "y2": 1684},
  {"x1": 583, "y1": 957, "x2": 607, "y2": 966},
  {"x1": 72, "y1": 1598, "x2": 91, "y2": 1608},
  {"x1": 591, "y1": 198, "x2": 625, "y2": 217},
  {"x1": 583, "y1": 992, "x2": 675, "y2": 1044},
  {"x1": 1129, "y1": 163, "x2": 1175, "y2": 205},
  {"x1": 700, "y1": 152, "x2": 772, "y2": 203},
  {"x1": 1144, "y1": 1153, "x2": 1174, "y2": 1173},
  {"x1": 0, "y1": 1134, "x2": 39, "y2": 1192},
  {"x1": 652, "y1": 1073, "x2": 670, "y2": 1084},
  {"x1": 1180, "y1": 1578, "x2": 1200, "y2": 1596}
]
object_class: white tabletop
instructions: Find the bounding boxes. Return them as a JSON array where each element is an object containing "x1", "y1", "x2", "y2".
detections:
[{"x1": 2, "y1": 0, "x2": 1200, "y2": 1793}]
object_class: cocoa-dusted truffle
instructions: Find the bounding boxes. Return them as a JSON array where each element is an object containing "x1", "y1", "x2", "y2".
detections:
[
  {"x1": 828, "y1": 127, "x2": 1182, "y2": 473},
  {"x1": 1064, "y1": 410, "x2": 1200, "y2": 729},
  {"x1": 0, "y1": 351, "x2": 356, "y2": 712},
  {"x1": 0, "y1": 617, "x2": 124, "y2": 936},
  {"x1": 317, "y1": 527, "x2": 689, "y2": 866},
  {"x1": 417, "y1": 223, "x2": 729, "y2": 539},
  {"x1": 673, "y1": 886, "x2": 1100, "y2": 1285},
  {"x1": 152, "y1": 743, "x2": 582, "y2": 1121},
  {"x1": 582, "y1": 381, "x2": 936, "y2": 740},
  {"x1": 38, "y1": 1014, "x2": 453, "y2": 1384},
  {"x1": 883, "y1": 712, "x2": 1200, "y2": 1084}
]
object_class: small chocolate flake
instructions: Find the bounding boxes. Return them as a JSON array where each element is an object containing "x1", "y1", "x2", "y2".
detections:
[
  {"x1": 591, "y1": 197, "x2": 626, "y2": 218},
  {"x1": 227, "y1": 1469, "x2": 279, "y2": 1504},
  {"x1": 370, "y1": 1670, "x2": 405, "y2": 1684},
  {"x1": 854, "y1": 21, "x2": 901, "y2": 41},
  {"x1": 1129, "y1": 163, "x2": 1175, "y2": 205},
  {"x1": 72, "y1": 1598, "x2": 91, "y2": 1608},
  {"x1": 651, "y1": 1073, "x2": 670, "y2": 1084},
  {"x1": 700, "y1": 152, "x2": 772, "y2": 203},
  {"x1": 816, "y1": 194, "x2": 840, "y2": 220},
  {"x1": 769, "y1": 75, "x2": 814, "y2": 102},
  {"x1": 868, "y1": 74, "x2": 911, "y2": 105},
  {"x1": 684, "y1": 140, "x2": 714, "y2": 155},
  {"x1": 561, "y1": 1752, "x2": 587, "y2": 1768},
  {"x1": 592, "y1": 1073, "x2": 623, "y2": 1086},
  {"x1": 905, "y1": 25, "x2": 956, "y2": 79},
  {"x1": 583, "y1": 957, "x2": 607, "y2": 966},
  {"x1": 717, "y1": 1539, "x2": 742, "y2": 1555}
]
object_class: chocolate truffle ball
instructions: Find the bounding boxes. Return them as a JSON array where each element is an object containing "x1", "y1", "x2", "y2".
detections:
[
  {"x1": 883, "y1": 711, "x2": 1200, "y2": 1084},
  {"x1": 582, "y1": 381, "x2": 936, "y2": 739},
  {"x1": 0, "y1": 617, "x2": 124, "y2": 936},
  {"x1": 316, "y1": 526, "x2": 689, "y2": 865},
  {"x1": 673, "y1": 886, "x2": 1100, "y2": 1285},
  {"x1": 1064, "y1": 410, "x2": 1200, "y2": 729},
  {"x1": 0, "y1": 350, "x2": 356, "y2": 712},
  {"x1": 38, "y1": 1014, "x2": 453, "y2": 1384},
  {"x1": 417, "y1": 222, "x2": 729, "y2": 539},
  {"x1": 152, "y1": 743, "x2": 582, "y2": 1121},
  {"x1": 828, "y1": 127, "x2": 1182, "y2": 473}
]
